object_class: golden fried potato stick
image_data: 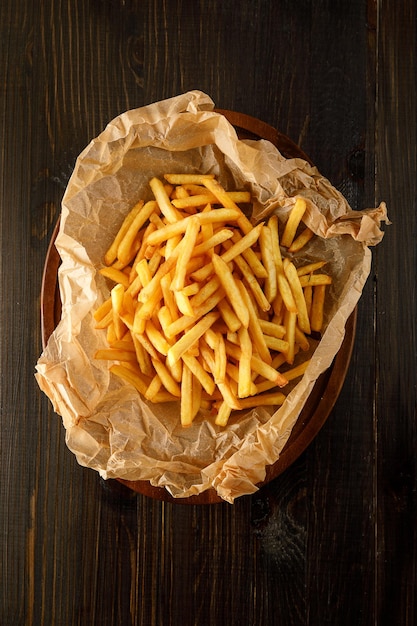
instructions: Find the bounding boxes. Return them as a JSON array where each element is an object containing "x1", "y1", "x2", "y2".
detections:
[
  {"x1": 298, "y1": 274, "x2": 332, "y2": 287},
  {"x1": 117, "y1": 200, "x2": 159, "y2": 266},
  {"x1": 164, "y1": 173, "x2": 215, "y2": 185},
  {"x1": 259, "y1": 225, "x2": 277, "y2": 303},
  {"x1": 211, "y1": 254, "x2": 249, "y2": 328},
  {"x1": 149, "y1": 177, "x2": 182, "y2": 224},
  {"x1": 283, "y1": 259, "x2": 311, "y2": 335},
  {"x1": 171, "y1": 215, "x2": 200, "y2": 291},
  {"x1": 181, "y1": 353, "x2": 216, "y2": 396},
  {"x1": 281, "y1": 197, "x2": 307, "y2": 248},
  {"x1": 310, "y1": 284, "x2": 327, "y2": 332},
  {"x1": 237, "y1": 327, "x2": 253, "y2": 398},
  {"x1": 297, "y1": 261, "x2": 327, "y2": 276},
  {"x1": 104, "y1": 200, "x2": 145, "y2": 266},
  {"x1": 289, "y1": 227, "x2": 314, "y2": 252}
]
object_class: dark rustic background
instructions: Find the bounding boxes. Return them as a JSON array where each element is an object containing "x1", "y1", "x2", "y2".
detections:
[{"x1": 1, "y1": 1, "x2": 416, "y2": 624}]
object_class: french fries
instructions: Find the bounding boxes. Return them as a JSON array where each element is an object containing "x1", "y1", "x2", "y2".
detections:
[{"x1": 94, "y1": 175, "x2": 332, "y2": 427}]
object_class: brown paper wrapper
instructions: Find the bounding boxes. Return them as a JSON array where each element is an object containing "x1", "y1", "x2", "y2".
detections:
[{"x1": 35, "y1": 91, "x2": 388, "y2": 503}]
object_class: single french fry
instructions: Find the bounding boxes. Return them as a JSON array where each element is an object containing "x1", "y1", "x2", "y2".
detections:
[
  {"x1": 177, "y1": 284, "x2": 198, "y2": 298},
  {"x1": 211, "y1": 254, "x2": 249, "y2": 328},
  {"x1": 99, "y1": 267, "x2": 130, "y2": 288},
  {"x1": 237, "y1": 326, "x2": 252, "y2": 398},
  {"x1": 110, "y1": 363, "x2": 150, "y2": 396},
  {"x1": 222, "y1": 223, "x2": 264, "y2": 263},
  {"x1": 294, "y1": 325, "x2": 310, "y2": 351},
  {"x1": 263, "y1": 335, "x2": 289, "y2": 353},
  {"x1": 145, "y1": 319, "x2": 171, "y2": 356},
  {"x1": 283, "y1": 259, "x2": 311, "y2": 335},
  {"x1": 164, "y1": 173, "x2": 215, "y2": 185},
  {"x1": 217, "y1": 377, "x2": 242, "y2": 410},
  {"x1": 135, "y1": 283, "x2": 163, "y2": 321},
  {"x1": 215, "y1": 401, "x2": 233, "y2": 427},
  {"x1": 117, "y1": 200, "x2": 159, "y2": 265},
  {"x1": 108, "y1": 338, "x2": 135, "y2": 352},
  {"x1": 147, "y1": 248, "x2": 162, "y2": 274},
  {"x1": 191, "y1": 376, "x2": 202, "y2": 421},
  {"x1": 277, "y1": 271, "x2": 297, "y2": 313},
  {"x1": 164, "y1": 233, "x2": 182, "y2": 260},
  {"x1": 160, "y1": 273, "x2": 179, "y2": 323},
  {"x1": 135, "y1": 258, "x2": 152, "y2": 287},
  {"x1": 297, "y1": 261, "x2": 327, "y2": 276},
  {"x1": 132, "y1": 334, "x2": 153, "y2": 377},
  {"x1": 174, "y1": 289, "x2": 194, "y2": 317},
  {"x1": 149, "y1": 177, "x2": 182, "y2": 224},
  {"x1": 310, "y1": 284, "x2": 327, "y2": 332},
  {"x1": 145, "y1": 374, "x2": 162, "y2": 400},
  {"x1": 281, "y1": 197, "x2": 307, "y2": 248},
  {"x1": 267, "y1": 214, "x2": 283, "y2": 271},
  {"x1": 191, "y1": 228, "x2": 234, "y2": 257},
  {"x1": 258, "y1": 319, "x2": 286, "y2": 339},
  {"x1": 149, "y1": 390, "x2": 179, "y2": 403},
  {"x1": 284, "y1": 309, "x2": 297, "y2": 365},
  {"x1": 238, "y1": 391, "x2": 286, "y2": 409},
  {"x1": 172, "y1": 193, "x2": 215, "y2": 209},
  {"x1": 259, "y1": 225, "x2": 277, "y2": 303},
  {"x1": 299, "y1": 274, "x2": 332, "y2": 287},
  {"x1": 304, "y1": 285, "x2": 313, "y2": 318},
  {"x1": 94, "y1": 348, "x2": 138, "y2": 362},
  {"x1": 94, "y1": 297, "x2": 112, "y2": 322},
  {"x1": 171, "y1": 216, "x2": 200, "y2": 291},
  {"x1": 151, "y1": 357, "x2": 181, "y2": 398},
  {"x1": 226, "y1": 362, "x2": 258, "y2": 396},
  {"x1": 180, "y1": 364, "x2": 194, "y2": 427},
  {"x1": 213, "y1": 331, "x2": 227, "y2": 384},
  {"x1": 122, "y1": 290, "x2": 135, "y2": 319},
  {"x1": 217, "y1": 297, "x2": 242, "y2": 333},
  {"x1": 133, "y1": 330, "x2": 158, "y2": 359},
  {"x1": 111, "y1": 283, "x2": 126, "y2": 340},
  {"x1": 283, "y1": 359, "x2": 311, "y2": 381},
  {"x1": 289, "y1": 227, "x2": 314, "y2": 252},
  {"x1": 181, "y1": 353, "x2": 216, "y2": 395},
  {"x1": 104, "y1": 200, "x2": 145, "y2": 266}
]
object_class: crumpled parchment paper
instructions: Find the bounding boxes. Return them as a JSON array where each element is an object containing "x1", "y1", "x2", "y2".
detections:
[{"x1": 35, "y1": 90, "x2": 389, "y2": 503}]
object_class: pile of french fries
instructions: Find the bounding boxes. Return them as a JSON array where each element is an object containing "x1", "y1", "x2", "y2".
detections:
[{"x1": 93, "y1": 174, "x2": 332, "y2": 427}]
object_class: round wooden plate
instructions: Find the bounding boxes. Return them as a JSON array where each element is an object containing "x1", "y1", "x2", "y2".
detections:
[{"x1": 41, "y1": 110, "x2": 357, "y2": 504}]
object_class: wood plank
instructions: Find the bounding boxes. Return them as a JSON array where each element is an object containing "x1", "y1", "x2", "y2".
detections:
[{"x1": 374, "y1": 0, "x2": 417, "y2": 623}]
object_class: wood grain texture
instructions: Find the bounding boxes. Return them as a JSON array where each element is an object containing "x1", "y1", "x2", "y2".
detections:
[
  {"x1": 374, "y1": 0, "x2": 417, "y2": 623},
  {"x1": 0, "y1": 0, "x2": 415, "y2": 624}
]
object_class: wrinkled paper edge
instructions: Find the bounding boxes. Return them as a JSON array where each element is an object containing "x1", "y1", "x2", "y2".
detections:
[{"x1": 35, "y1": 90, "x2": 389, "y2": 503}]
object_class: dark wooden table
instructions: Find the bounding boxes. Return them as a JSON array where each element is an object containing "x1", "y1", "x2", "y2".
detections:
[{"x1": 1, "y1": 1, "x2": 415, "y2": 624}]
